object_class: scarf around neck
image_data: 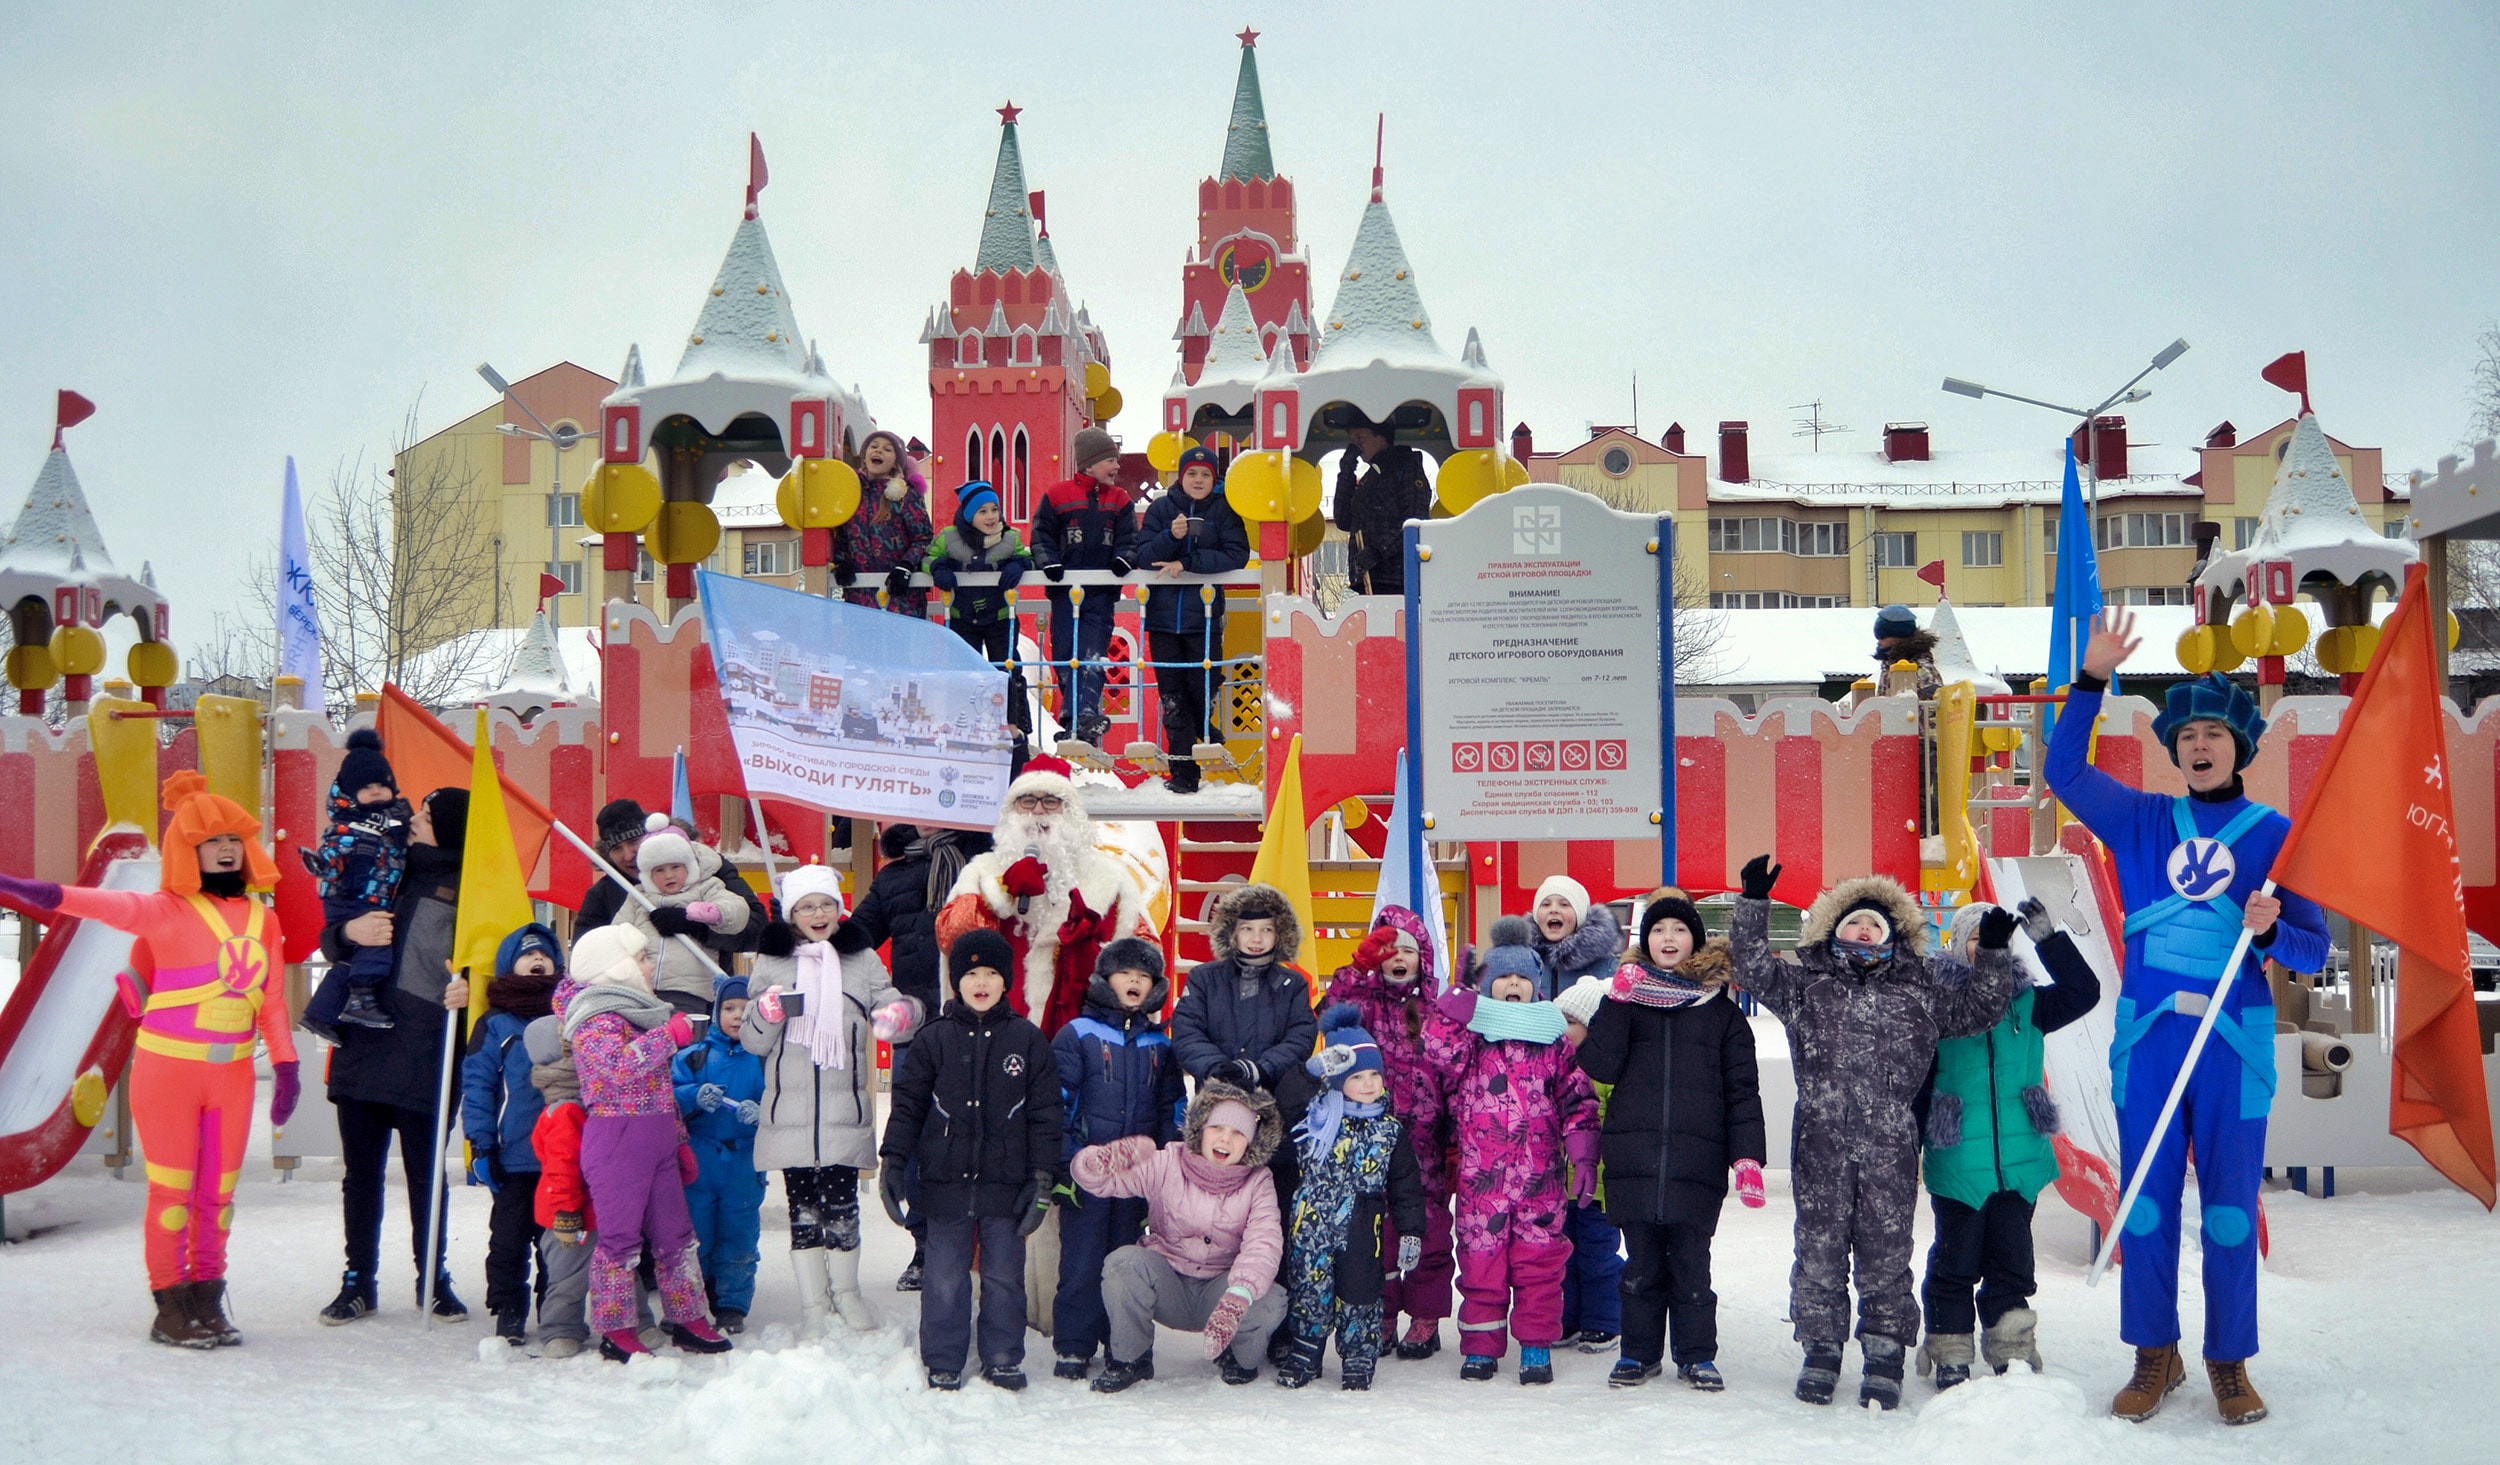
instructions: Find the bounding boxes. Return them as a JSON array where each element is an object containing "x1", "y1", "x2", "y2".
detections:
[
  {"x1": 1294, "y1": 1094, "x2": 1386, "y2": 1164},
  {"x1": 561, "y1": 982, "x2": 674, "y2": 1039},
  {"x1": 1468, "y1": 996, "x2": 1567, "y2": 1046},
  {"x1": 787, "y1": 939, "x2": 847, "y2": 1069},
  {"x1": 530, "y1": 1057, "x2": 580, "y2": 1105},
  {"x1": 1617, "y1": 960, "x2": 1718, "y2": 1010}
]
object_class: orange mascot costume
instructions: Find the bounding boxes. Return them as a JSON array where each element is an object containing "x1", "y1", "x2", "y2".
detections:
[{"x1": 0, "y1": 771, "x2": 297, "y2": 1348}]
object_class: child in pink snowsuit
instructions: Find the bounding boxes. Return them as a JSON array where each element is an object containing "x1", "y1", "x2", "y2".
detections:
[
  {"x1": 561, "y1": 925, "x2": 733, "y2": 1361},
  {"x1": 1325, "y1": 905, "x2": 1454, "y2": 1360},
  {"x1": 1425, "y1": 916, "x2": 1600, "y2": 1384}
]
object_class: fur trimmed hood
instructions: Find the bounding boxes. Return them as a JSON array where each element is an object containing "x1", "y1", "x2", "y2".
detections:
[
  {"x1": 1181, "y1": 1078, "x2": 1282, "y2": 1169},
  {"x1": 1677, "y1": 938, "x2": 1734, "y2": 988},
  {"x1": 1798, "y1": 875, "x2": 1927, "y2": 953},
  {"x1": 1531, "y1": 900, "x2": 1625, "y2": 979},
  {"x1": 1208, "y1": 883, "x2": 1303, "y2": 963}
]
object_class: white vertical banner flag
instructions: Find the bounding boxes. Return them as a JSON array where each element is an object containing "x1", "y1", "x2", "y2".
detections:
[{"x1": 278, "y1": 456, "x2": 325, "y2": 711}]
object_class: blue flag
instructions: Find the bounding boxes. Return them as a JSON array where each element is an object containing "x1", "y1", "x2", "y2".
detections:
[
  {"x1": 1370, "y1": 751, "x2": 1453, "y2": 993},
  {"x1": 671, "y1": 746, "x2": 694, "y2": 828},
  {"x1": 2046, "y1": 440, "x2": 2103, "y2": 692},
  {"x1": 277, "y1": 456, "x2": 325, "y2": 711}
]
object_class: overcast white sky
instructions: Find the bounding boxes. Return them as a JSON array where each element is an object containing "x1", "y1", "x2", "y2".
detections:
[{"x1": 4, "y1": 1, "x2": 2496, "y2": 629}]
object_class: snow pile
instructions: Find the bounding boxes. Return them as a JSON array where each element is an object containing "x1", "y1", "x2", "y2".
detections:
[{"x1": 666, "y1": 1334, "x2": 948, "y2": 1465}]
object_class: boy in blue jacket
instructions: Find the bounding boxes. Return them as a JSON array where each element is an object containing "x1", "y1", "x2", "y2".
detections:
[
  {"x1": 460, "y1": 922, "x2": 565, "y2": 1344},
  {"x1": 1137, "y1": 446, "x2": 1251, "y2": 794},
  {"x1": 1050, "y1": 936, "x2": 1186, "y2": 1380},
  {"x1": 671, "y1": 974, "x2": 768, "y2": 1331}
]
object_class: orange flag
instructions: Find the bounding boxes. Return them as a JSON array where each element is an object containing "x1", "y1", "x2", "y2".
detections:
[
  {"x1": 374, "y1": 685, "x2": 556, "y2": 895},
  {"x1": 2271, "y1": 564, "x2": 2495, "y2": 1208}
]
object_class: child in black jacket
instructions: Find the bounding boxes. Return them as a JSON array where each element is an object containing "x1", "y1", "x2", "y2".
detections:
[
  {"x1": 880, "y1": 929, "x2": 1061, "y2": 1391},
  {"x1": 1573, "y1": 889, "x2": 1768, "y2": 1393}
]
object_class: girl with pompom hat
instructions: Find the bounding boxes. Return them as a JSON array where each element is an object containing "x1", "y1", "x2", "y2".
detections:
[{"x1": 0, "y1": 771, "x2": 297, "y2": 1349}]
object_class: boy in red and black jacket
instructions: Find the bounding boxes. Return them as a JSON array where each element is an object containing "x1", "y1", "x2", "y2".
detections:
[{"x1": 1030, "y1": 426, "x2": 1138, "y2": 746}]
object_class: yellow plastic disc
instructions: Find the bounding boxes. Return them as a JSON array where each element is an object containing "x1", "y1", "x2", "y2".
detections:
[
  {"x1": 49, "y1": 623, "x2": 106, "y2": 677},
  {"x1": 2176, "y1": 625, "x2": 2216, "y2": 676},
  {"x1": 1225, "y1": 450, "x2": 1289, "y2": 522},
  {"x1": 127, "y1": 639, "x2": 179, "y2": 688},
  {"x1": 2228, "y1": 604, "x2": 2274, "y2": 659},
  {"x1": 1091, "y1": 386, "x2": 1123, "y2": 422},
  {"x1": 583, "y1": 461, "x2": 662, "y2": 535},
  {"x1": 5, "y1": 643, "x2": 57, "y2": 691},
  {"x1": 1147, "y1": 431, "x2": 1197, "y2": 474},
  {"x1": 776, "y1": 457, "x2": 862, "y2": 530},
  {"x1": 1084, "y1": 361, "x2": 1111, "y2": 399},
  {"x1": 2268, "y1": 603, "x2": 2310, "y2": 658},
  {"x1": 647, "y1": 500, "x2": 722, "y2": 565}
]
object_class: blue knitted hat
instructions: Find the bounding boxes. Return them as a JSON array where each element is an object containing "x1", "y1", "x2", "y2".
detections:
[
  {"x1": 1873, "y1": 604, "x2": 1919, "y2": 641},
  {"x1": 2152, "y1": 673, "x2": 2265, "y2": 770},
  {"x1": 956, "y1": 483, "x2": 1000, "y2": 525},
  {"x1": 1477, "y1": 915, "x2": 1548, "y2": 997},
  {"x1": 1176, "y1": 445, "x2": 1222, "y2": 478},
  {"x1": 1305, "y1": 1003, "x2": 1384, "y2": 1089}
]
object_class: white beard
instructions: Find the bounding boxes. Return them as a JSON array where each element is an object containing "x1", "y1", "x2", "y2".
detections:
[{"x1": 989, "y1": 804, "x2": 1103, "y2": 1015}]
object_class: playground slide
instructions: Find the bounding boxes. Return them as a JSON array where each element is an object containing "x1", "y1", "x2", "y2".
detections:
[
  {"x1": 1983, "y1": 848, "x2": 2127, "y2": 1238},
  {"x1": 0, "y1": 834, "x2": 153, "y2": 1193}
]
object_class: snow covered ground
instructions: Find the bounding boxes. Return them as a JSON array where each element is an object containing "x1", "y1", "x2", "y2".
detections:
[{"x1": 3, "y1": 1090, "x2": 2495, "y2": 1465}]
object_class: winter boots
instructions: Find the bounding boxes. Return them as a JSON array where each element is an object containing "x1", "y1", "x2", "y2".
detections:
[
  {"x1": 1981, "y1": 1307, "x2": 2041, "y2": 1374},
  {"x1": 1678, "y1": 1360, "x2": 1725, "y2": 1392},
  {"x1": 1274, "y1": 1332, "x2": 1325, "y2": 1389},
  {"x1": 2110, "y1": 1344, "x2": 2186, "y2": 1421},
  {"x1": 187, "y1": 1280, "x2": 242, "y2": 1346},
  {"x1": 896, "y1": 1244, "x2": 925, "y2": 1293},
  {"x1": 791, "y1": 1248, "x2": 834, "y2": 1334},
  {"x1": 150, "y1": 1288, "x2": 219, "y2": 1349},
  {"x1": 1339, "y1": 1357, "x2": 1375, "y2": 1391},
  {"x1": 1054, "y1": 1354, "x2": 1093, "y2": 1381},
  {"x1": 664, "y1": 1319, "x2": 734, "y2": 1354},
  {"x1": 1393, "y1": 1318, "x2": 1442, "y2": 1360},
  {"x1": 1459, "y1": 1354, "x2": 1500, "y2": 1382},
  {"x1": 1091, "y1": 1352, "x2": 1154, "y2": 1393},
  {"x1": 495, "y1": 1308, "x2": 528, "y2": 1345},
  {"x1": 1574, "y1": 1330, "x2": 1618, "y2": 1354},
  {"x1": 318, "y1": 1269, "x2": 377, "y2": 1325},
  {"x1": 1859, "y1": 1336, "x2": 1907, "y2": 1410},
  {"x1": 1919, "y1": 1331, "x2": 1976, "y2": 1391},
  {"x1": 1609, "y1": 1358, "x2": 1662, "y2": 1388},
  {"x1": 827, "y1": 1245, "x2": 879, "y2": 1331},
  {"x1": 1796, "y1": 1342, "x2": 1844, "y2": 1405},
  {"x1": 981, "y1": 1361, "x2": 1028, "y2": 1391},
  {"x1": 1518, "y1": 1346, "x2": 1554, "y2": 1385},
  {"x1": 338, "y1": 985, "x2": 395, "y2": 1030},
  {"x1": 421, "y1": 1272, "x2": 467, "y2": 1320},
  {"x1": 599, "y1": 1328, "x2": 653, "y2": 1362},
  {"x1": 2206, "y1": 1357, "x2": 2269, "y2": 1426},
  {"x1": 1216, "y1": 1354, "x2": 1261, "y2": 1386}
]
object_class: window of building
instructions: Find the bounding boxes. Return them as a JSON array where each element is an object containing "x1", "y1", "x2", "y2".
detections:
[
  {"x1": 2043, "y1": 519, "x2": 2058, "y2": 555},
  {"x1": 1011, "y1": 330, "x2": 1038, "y2": 366},
  {"x1": 1313, "y1": 538, "x2": 1348, "y2": 578},
  {"x1": 546, "y1": 492, "x2": 581, "y2": 528},
  {"x1": 956, "y1": 333, "x2": 982, "y2": 366},
  {"x1": 1708, "y1": 591, "x2": 1846, "y2": 609},
  {"x1": 2384, "y1": 518, "x2": 2411, "y2": 539},
  {"x1": 1013, "y1": 428, "x2": 1031, "y2": 522},
  {"x1": 964, "y1": 428, "x2": 984, "y2": 483},
  {"x1": 744, "y1": 538, "x2": 799, "y2": 577},
  {"x1": 993, "y1": 429, "x2": 1013, "y2": 518},
  {"x1": 635, "y1": 550, "x2": 657, "y2": 584},
  {"x1": 1961, "y1": 531, "x2": 2003, "y2": 568},
  {"x1": 1873, "y1": 531, "x2": 1917, "y2": 568},
  {"x1": 1705, "y1": 516, "x2": 1846, "y2": 556},
  {"x1": 552, "y1": 561, "x2": 581, "y2": 595},
  {"x1": 2234, "y1": 516, "x2": 2260, "y2": 550},
  {"x1": 1795, "y1": 521, "x2": 1845, "y2": 556},
  {"x1": 2113, "y1": 586, "x2": 2189, "y2": 606},
  {"x1": 2097, "y1": 511, "x2": 2190, "y2": 550},
  {"x1": 1601, "y1": 445, "x2": 1634, "y2": 477}
]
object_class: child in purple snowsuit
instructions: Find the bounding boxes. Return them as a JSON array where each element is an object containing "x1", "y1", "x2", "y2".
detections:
[
  {"x1": 1324, "y1": 905, "x2": 1454, "y2": 1360},
  {"x1": 561, "y1": 924, "x2": 733, "y2": 1361},
  {"x1": 1425, "y1": 916, "x2": 1601, "y2": 1384}
]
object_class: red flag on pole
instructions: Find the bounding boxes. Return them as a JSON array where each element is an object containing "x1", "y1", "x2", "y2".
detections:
[
  {"x1": 745, "y1": 132, "x2": 768, "y2": 219},
  {"x1": 1915, "y1": 559, "x2": 1947, "y2": 590},
  {"x1": 2261, "y1": 350, "x2": 2311, "y2": 415},
  {"x1": 53, "y1": 390, "x2": 95, "y2": 448},
  {"x1": 2271, "y1": 564, "x2": 2495, "y2": 1207}
]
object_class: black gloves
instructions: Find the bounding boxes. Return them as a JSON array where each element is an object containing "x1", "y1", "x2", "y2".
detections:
[
  {"x1": 1739, "y1": 855, "x2": 1781, "y2": 901},
  {"x1": 1214, "y1": 1058, "x2": 1264, "y2": 1089},
  {"x1": 929, "y1": 559, "x2": 960, "y2": 592},
  {"x1": 884, "y1": 565, "x2": 912, "y2": 597},
  {"x1": 2016, "y1": 897, "x2": 2055, "y2": 943},
  {"x1": 997, "y1": 559, "x2": 1028, "y2": 590},
  {"x1": 1977, "y1": 906, "x2": 2019, "y2": 951},
  {"x1": 1107, "y1": 555, "x2": 1135, "y2": 578},
  {"x1": 1016, "y1": 1169, "x2": 1054, "y2": 1238},
  {"x1": 832, "y1": 564, "x2": 858, "y2": 588},
  {"x1": 878, "y1": 1162, "x2": 910, "y2": 1227},
  {"x1": 649, "y1": 906, "x2": 695, "y2": 937},
  {"x1": 1042, "y1": 562, "x2": 1067, "y2": 583}
]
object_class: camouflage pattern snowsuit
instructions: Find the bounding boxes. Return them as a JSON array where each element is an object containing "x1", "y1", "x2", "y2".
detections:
[
  {"x1": 1729, "y1": 878, "x2": 2020, "y2": 1350},
  {"x1": 1284, "y1": 1109, "x2": 1427, "y2": 1376},
  {"x1": 1424, "y1": 1009, "x2": 1599, "y2": 1356},
  {"x1": 1322, "y1": 906, "x2": 1453, "y2": 1329}
]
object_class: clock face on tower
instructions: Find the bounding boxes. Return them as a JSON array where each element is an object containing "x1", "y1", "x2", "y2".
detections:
[{"x1": 1214, "y1": 236, "x2": 1275, "y2": 293}]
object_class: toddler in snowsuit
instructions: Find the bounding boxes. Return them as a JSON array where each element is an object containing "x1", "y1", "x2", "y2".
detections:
[
  {"x1": 1917, "y1": 898, "x2": 2101, "y2": 1390},
  {"x1": 303, "y1": 727, "x2": 410, "y2": 1033},
  {"x1": 1426, "y1": 917, "x2": 1601, "y2": 1384},
  {"x1": 1728, "y1": 857, "x2": 2021, "y2": 1409},
  {"x1": 1324, "y1": 905, "x2": 1453, "y2": 1360},
  {"x1": 1051, "y1": 936, "x2": 1186, "y2": 1379},
  {"x1": 879, "y1": 929, "x2": 1061, "y2": 1391},
  {"x1": 612, "y1": 813, "x2": 752, "y2": 1015},
  {"x1": 925, "y1": 482, "x2": 1035, "y2": 744},
  {"x1": 1525, "y1": 875, "x2": 1629, "y2": 1351},
  {"x1": 743, "y1": 864, "x2": 921, "y2": 1333},
  {"x1": 1276, "y1": 1005, "x2": 1428, "y2": 1390},
  {"x1": 561, "y1": 924, "x2": 734, "y2": 1361},
  {"x1": 459, "y1": 922, "x2": 564, "y2": 1345},
  {"x1": 1568, "y1": 889, "x2": 1768, "y2": 1392},
  {"x1": 671, "y1": 974, "x2": 767, "y2": 1332}
]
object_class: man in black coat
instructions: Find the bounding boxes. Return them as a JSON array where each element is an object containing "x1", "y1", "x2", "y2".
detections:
[
  {"x1": 573, "y1": 798, "x2": 648, "y2": 932},
  {"x1": 313, "y1": 787, "x2": 473, "y2": 1325},
  {"x1": 1330, "y1": 415, "x2": 1433, "y2": 597}
]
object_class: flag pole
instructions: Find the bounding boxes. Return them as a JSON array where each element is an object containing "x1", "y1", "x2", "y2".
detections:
[
  {"x1": 2085, "y1": 877, "x2": 2274, "y2": 1287},
  {"x1": 550, "y1": 818, "x2": 727, "y2": 979},
  {"x1": 420, "y1": 978, "x2": 465, "y2": 1325}
]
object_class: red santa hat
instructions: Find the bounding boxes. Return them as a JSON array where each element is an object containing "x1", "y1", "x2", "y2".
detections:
[{"x1": 1005, "y1": 753, "x2": 1082, "y2": 809}]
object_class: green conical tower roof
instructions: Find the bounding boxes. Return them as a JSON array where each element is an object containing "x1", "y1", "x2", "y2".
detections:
[
  {"x1": 975, "y1": 103, "x2": 1039, "y2": 274},
  {"x1": 1219, "y1": 31, "x2": 1275, "y2": 182}
]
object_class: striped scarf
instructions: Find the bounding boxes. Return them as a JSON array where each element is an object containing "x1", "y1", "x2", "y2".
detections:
[{"x1": 1615, "y1": 960, "x2": 1718, "y2": 1010}]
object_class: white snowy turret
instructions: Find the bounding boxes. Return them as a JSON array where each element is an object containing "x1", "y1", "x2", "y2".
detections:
[
  {"x1": 1313, "y1": 195, "x2": 1437, "y2": 369},
  {"x1": 1923, "y1": 598, "x2": 2009, "y2": 696},
  {"x1": 0, "y1": 446, "x2": 161, "y2": 623},
  {"x1": 674, "y1": 215, "x2": 808, "y2": 381},
  {"x1": 1184, "y1": 285, "x2": 1273, "y2": 417},
  {"x1": 2197, "y1": 411, "x2": 2412, "y2": 604},
  {"x1": 480, "y1": 609, "x2": 574, "y2": 717}
]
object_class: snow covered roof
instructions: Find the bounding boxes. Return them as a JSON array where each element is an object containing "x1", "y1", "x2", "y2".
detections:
[
  {"x1": 2198, "y1": 411, "x2": 2413, "y2": 600},
  {"x1": 0, "y1": 447, "x2": 162, "y2": 622},
  {"x1": 974, "y1": 112, "x2": 1039, "y2": 275},
  {"x1": 1713, "y1": 444, "x2": 2202, "y2": 508},
  {"x1": 1693, "y1": 604, "x2": 2210, "y2": 688},
  {"x1": 407, "y1": 622, "x2": 604, "y2": 706},
  {"x1": 1183, "y1": 284, "x2": 1272, "y2": 414},
  {"x1": 1922, "y1": 599, "x2": 2010, "y2": 695},
  {"x1": 493, "y1": 611, "x2": 574, "y2": 701},
  {"x1": 1313, "y1": 197, "x2": 1438, "y2": 370},
  {"x1": 1219, "y1": 34, "x2": 1275, "y2": 183}
]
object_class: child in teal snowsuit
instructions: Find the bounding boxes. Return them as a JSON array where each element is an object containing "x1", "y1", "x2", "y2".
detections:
[{"x1": 671, "y1": 974, "x2": 767, "y2": 1329}]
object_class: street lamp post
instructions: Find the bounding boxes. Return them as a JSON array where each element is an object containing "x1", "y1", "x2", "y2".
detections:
[
  {"x1": 477, "y1": 362, "x2": 588, "y2": 627},
  {"x1": 1942, "y1": 338, "x2": 2190, "y2": 522}
]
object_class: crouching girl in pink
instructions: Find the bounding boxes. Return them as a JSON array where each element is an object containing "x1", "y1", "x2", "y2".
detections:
[
  {"x1": 562, "y1": 925, "x2": 732, "y2": 1361},
  {"x1": 1425, "y1": 916, "x2": 1599, "y2": 1385}
]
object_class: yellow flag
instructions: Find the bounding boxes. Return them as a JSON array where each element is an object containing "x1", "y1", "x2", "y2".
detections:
[
  {"x1": 1249, "y1": 733, "x2": 1317, "y2": 984},
  {"x1": 451, "y1": 707, "x2": 536, "y2": 1016}
]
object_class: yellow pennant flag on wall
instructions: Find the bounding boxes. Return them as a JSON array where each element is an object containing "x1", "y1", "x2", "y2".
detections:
[
  {"x1": 451, "y1": 707, "x2": 537, "y2": 1017},
  {"x1": 1248, "y1": 733, "x2": 1317, "y2": 987}
]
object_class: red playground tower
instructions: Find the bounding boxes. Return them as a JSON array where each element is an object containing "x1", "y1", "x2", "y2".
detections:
[
  {"x1": 1174, "y1": 28, "x2": 1314, "y2": 384},
  {"x1": 922, "y1": 103, "x2": 1112, "y2": 529}
]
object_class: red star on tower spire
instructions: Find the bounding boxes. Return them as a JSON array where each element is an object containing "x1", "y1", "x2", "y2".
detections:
[
  {"x1": 997, "y1": 100, "x2": 1022, "y2": 125},
  {"x1": 1236, "y1": 26, "x2": 1259, "y2": 47}
]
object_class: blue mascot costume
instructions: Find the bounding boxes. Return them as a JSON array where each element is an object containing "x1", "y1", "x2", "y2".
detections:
[{"x1": 2046, "y1": 655, "x2": 2327, "y2": 1427}]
